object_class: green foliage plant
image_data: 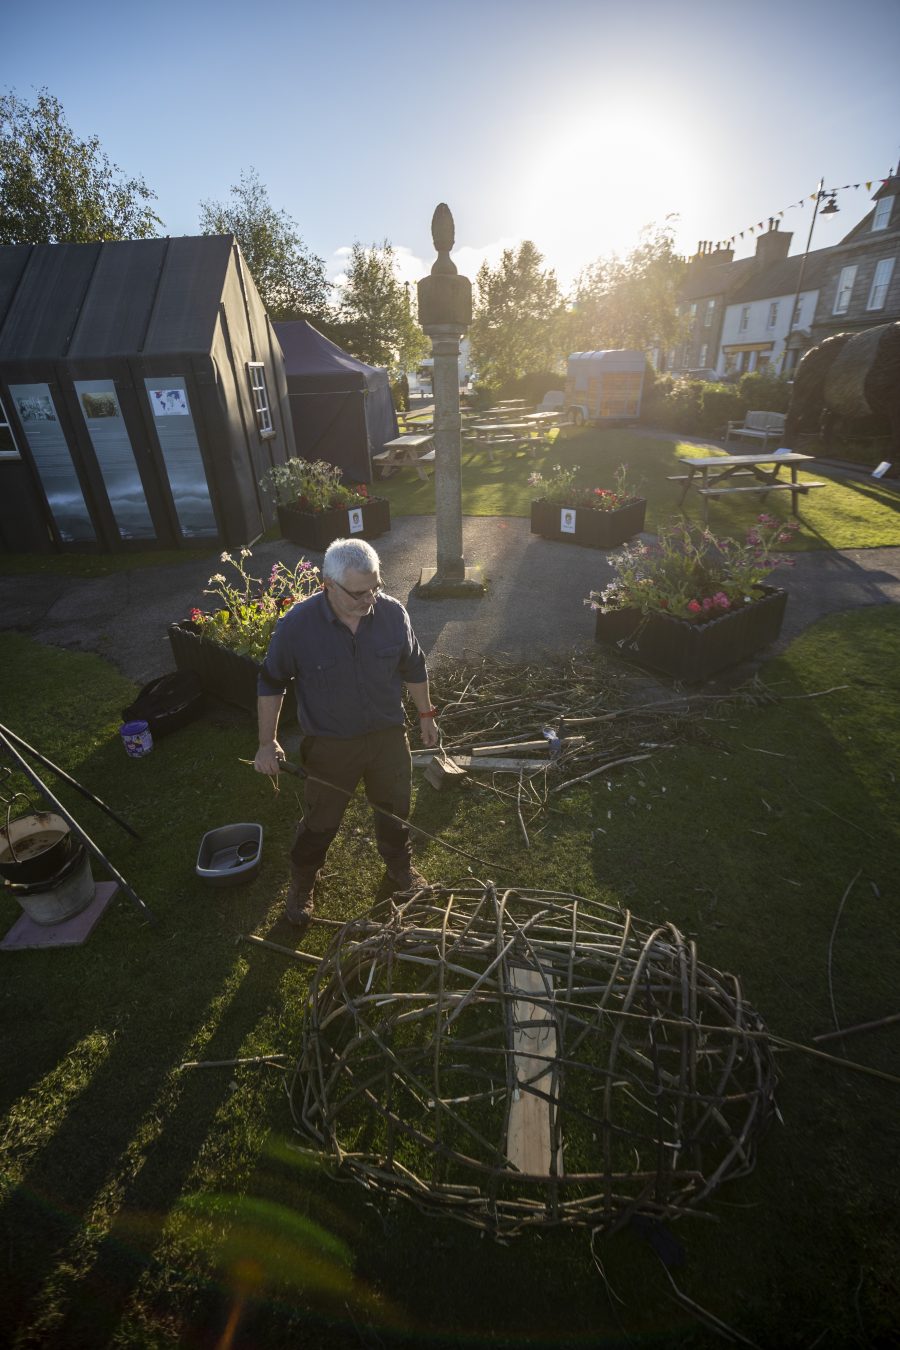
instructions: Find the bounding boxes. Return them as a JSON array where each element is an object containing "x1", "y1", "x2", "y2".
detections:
[
  {"x1": 588, "y1": 514, "x2": 799, "y2": 622},
  {"x1": 190, "y1": 547, "x2": 320, "y2": 659},
  {"x1": 337, "y1": 240, "x2": 428, "y2": 377},
  {"x1": 199, "y1": 167, "x2": 330, "y2": 320},
  {"x1": 260, "y1": 458, "x2": 370, "y2": 513},
  {"x1": 470, "y1": 241, "x2": 565, "y2": 387},
  {"x1": 0, "y1": 88, "x2": 162, "y2": 243},
  {"x1": 528, "y1": 461, "x2": 640, "y2": 511},
  {"x1": 569, "y1": 220, "x2": 687, "y2": 355}
]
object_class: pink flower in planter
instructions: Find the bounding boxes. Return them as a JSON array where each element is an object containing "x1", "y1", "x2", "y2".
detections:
[
  {"x1": 712, "y1": 591, "x2": 730, "y2": 609},
  {"x1": 688, "y1": 599, "x2": 702, "y2": 614}
]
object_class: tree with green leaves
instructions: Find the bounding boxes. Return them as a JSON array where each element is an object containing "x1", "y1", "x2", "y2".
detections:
[
  {"x1": 569, "y1": 220, "x2": 687, "y2": 357},
  {"x1": 469, "y1": 241, "x2": 565, "y2": 388},
  {"x1": 0, "y1": 88, "x2": 162, "y2": 244},
  {"x1": 199, "y1": 168, "x2": 330, "y2": 320},
  {"x1": 337, "y1": 241, "x2": 428, "y2": 377}
]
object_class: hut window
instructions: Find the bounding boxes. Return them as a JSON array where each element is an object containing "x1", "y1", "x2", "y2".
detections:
[
  {"x1": 248, "y1": 364, "x2": 274, "y2": 437},
  {"x1": 0, "y1": 394, "x2": 20, "y2": 459},
  {"x1": 872, "y1": 196, "x2": 894, "y2": 232},
  {"x1": 866, "y1": 257, "x2": 895, "y2": 310},
  {"x1": 832, "y1": 265, "x2": 857, "y2": 315}
]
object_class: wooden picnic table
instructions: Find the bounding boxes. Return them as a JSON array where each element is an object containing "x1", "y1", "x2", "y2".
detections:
[
  {"x1": 373, "y1": 432, "x2": 435, "y2": 480},
  {"x1": 469, "y1": 421, "x2": 539, "y2": 462},
  {"x1": 670, "y1": 451, "x2": 826, "y2": 522},
  {"x1": 523, "y1": 410, "x2": 564, "y2": 425}
]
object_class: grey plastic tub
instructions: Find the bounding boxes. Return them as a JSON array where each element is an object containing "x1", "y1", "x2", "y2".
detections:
[{"x1": 196, "y1": 823, "x2": 263, "y2": 887}]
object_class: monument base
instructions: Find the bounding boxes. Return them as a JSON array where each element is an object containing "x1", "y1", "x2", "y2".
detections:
[{"x1": 415, "y1": 565, "x2": 486, "y2": 599}]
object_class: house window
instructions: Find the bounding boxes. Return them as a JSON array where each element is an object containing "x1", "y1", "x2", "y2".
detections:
[
  {"x1": 690, "y1": 302, "x2": 697, "y2": 320},
  {"x1": 792, "y1": 297, "x2": 803, "y2": 328},
  {"x1": 247, "y1": 363, "x2": 274, "y2": 437},
  {"x1": 872, "y1": 196, "x2": 894, "y2": 232},
  {"x1": 767, "y1": 302, "x2": 779, "y2": 329},
  {"x1": 739, "y1": 306, "x2": 750, "y2": 332},
  {"x1": 833, "y1": 265, "x2": 857, "y2": 315},
  {"x1": 704, "y1": 299, "x2": 715, "y2": 327},
  {"x1": 866, "y1": 257, "x2": 895, "y2": 310},
  {"x1": 698, "y1": 344, "x2": 709, "y2": 367},
  {"x1": 0, "y1": 394, "x2": 20, "y2": 459}
]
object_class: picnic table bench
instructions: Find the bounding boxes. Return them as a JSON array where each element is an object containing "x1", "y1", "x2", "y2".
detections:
[
  {"x1": 670, "y1": 451, "x2": 826, "y2": 522},
  {"x1": 724, "y1": 410, "x2": 787, "y2": 454},
  {"x1": 469, "y1": 422, "x2": 540, "y2": 462},
  {"x1": 373, "y1": 433, "x2": 435, "y2": 480}
]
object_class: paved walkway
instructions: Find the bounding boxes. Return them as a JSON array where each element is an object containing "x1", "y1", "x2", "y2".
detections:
[{"x1": 2, "y1": 516, "x2": 899, "y2": 688}]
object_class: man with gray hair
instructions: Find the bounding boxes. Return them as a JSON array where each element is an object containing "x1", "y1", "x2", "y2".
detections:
[{"x1": 254, "y1": 538, "x2": 439, "y2": 931}]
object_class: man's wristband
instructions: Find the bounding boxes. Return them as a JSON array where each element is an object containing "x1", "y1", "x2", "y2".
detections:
[{"x1": 418, "y1": 707, "x2": 439, "y2": 719}]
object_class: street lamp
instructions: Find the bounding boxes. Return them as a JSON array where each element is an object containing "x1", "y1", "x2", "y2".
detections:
[{"x1": 780, "y1": 178, "x2": 839, "y2": 374}]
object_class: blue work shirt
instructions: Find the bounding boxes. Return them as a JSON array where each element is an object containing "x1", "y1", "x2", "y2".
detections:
[{"x1": 257, "y1": 590, "x2": 427, "y2": 737}]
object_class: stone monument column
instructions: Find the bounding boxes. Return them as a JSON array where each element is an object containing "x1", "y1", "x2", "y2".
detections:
[{"x1": 415, "y1": 204, "x2": 485, "y2": 598}]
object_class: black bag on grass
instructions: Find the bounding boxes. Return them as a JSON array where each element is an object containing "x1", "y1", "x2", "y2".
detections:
[{"x1": 121, "y1": 672, "x2": 204, "y2": 738}]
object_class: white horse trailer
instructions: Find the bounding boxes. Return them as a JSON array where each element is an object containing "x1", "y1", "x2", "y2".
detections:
[{"x1": 565, "y1": 350, "x2": 646, "y2": 425}]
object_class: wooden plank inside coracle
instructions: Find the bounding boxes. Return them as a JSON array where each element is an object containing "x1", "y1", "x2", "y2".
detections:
[{"x1": 506, "y1": 964, "x2": 561, "y2": 1176}]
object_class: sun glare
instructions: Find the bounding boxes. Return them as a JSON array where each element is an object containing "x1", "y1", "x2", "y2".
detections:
[{"x1": 518, "y1": 102, "x2": 706, "y2": 284}]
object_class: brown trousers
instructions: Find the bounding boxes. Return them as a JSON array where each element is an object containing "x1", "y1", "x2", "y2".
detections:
[{"x1": 290, "y1": 725, "x2": 412, "y2": 876}]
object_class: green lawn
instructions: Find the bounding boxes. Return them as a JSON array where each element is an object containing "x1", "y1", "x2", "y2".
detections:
[
  {"x1": 375, "y1": 426, "x2": 900, "y2": 551},
  {"x1": 1, "y1": 613, "x2": 898, "y2": 1347}
]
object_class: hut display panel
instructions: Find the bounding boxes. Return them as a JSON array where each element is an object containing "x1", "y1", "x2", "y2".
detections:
[
  {"x1": 74, "y1": 379, "x2": 156, "y2": 541},
  {"x1": 8, "y1": 382, "x2": 96, "y2": 543},
  {"x1": 144, "y1": 376, "x2": 217, "y2": 539}
]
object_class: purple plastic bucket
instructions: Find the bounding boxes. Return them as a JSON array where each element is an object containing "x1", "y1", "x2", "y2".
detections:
[{"x1": 119, "y1": 720, "x2": 153, "y2": 758}]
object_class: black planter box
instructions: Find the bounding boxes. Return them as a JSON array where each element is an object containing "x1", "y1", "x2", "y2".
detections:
[
  {"x1": 530, "y1": 497, "x2": 646, "y2": 548},
  {"x1": 594, "y1": 585, "x2": 788, "y2": 683},
  {"x1": 276, "y1": 497, "x2": 390, "y2": 551},
  {"x1": 168, "y1": 621, "x2": 294, "y2": 718}
]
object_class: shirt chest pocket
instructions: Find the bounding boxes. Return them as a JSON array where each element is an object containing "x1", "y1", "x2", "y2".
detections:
[
  {"x1": 375, "y1": 644, "x2": 402, "y2": 666},
  {"x1": 305, "y1": 658, "x2": 336, "y2": 691}
]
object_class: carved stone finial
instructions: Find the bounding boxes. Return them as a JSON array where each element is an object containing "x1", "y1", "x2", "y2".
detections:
[{"x1": 431, "y1": 203, "x2": 457, "y2": 276}]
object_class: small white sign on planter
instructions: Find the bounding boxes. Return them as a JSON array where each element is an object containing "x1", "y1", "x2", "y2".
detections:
[
  {"x1": 560, "y1": 508, "x2": 577, "y2": 534},
  {"x1": 348, "y1": 508, "x2": 364, "y2": 534}
]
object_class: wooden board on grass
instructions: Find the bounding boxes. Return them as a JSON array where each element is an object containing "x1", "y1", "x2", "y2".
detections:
[{"x1": 505, "y1": 963, "x2": 562, "y2": 1176}]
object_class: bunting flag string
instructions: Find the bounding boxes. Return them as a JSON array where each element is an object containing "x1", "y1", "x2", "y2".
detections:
[{"x1": 708, "y1": 174, "x2": 893, "y2": 251}]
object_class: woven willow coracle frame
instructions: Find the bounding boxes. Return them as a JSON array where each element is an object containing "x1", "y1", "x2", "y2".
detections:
[{"x1": 289, "y1": 883, "x2": 777, "y2": 1238}]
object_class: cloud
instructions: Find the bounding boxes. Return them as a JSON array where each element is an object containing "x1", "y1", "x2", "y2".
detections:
[
  {"x1": 450, "y1": 236, "x2": 523, "y2": 279},
  {"x1": 328, "y1": 243, "x2": 427, "y2": 291}
]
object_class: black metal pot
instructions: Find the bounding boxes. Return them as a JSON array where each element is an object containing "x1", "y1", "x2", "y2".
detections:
[{"x1": 0, "y1": 812, "x2": 76, "y2": 885}]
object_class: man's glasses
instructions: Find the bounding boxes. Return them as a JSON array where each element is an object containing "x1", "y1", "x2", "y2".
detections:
[{"x1": 330, "y1": 578, "x2": 384, "y2": 601}]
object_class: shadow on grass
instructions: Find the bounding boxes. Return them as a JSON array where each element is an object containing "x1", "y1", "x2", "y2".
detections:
[{"x1": 582, "y1": 609, "x2": 900, "y2": 1346}]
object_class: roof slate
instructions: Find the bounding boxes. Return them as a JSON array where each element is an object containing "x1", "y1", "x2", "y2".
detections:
[
  {"x1": 679, "y1": 257, "x2": 755, "y2": 302},
  {"x1": 0, "y1": 235, "x2": 235, "y2": 362},
  {"x1": 728, "y1": 247, "x2": 833, "y2": 303}
]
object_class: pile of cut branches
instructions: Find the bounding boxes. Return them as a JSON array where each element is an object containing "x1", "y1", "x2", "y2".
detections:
[{"x1": 419, "y1": 653, "x2": 772, "y2": 804}]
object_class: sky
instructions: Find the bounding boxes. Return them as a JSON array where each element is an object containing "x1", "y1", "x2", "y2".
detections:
[{"x1": 3, "y1": 0, "x2": 900, "y2": 294}]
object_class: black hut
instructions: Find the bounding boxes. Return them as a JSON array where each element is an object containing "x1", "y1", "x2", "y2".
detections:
[
  {"x1": 0, "y1": 235, "x2": 294, "y2": 553},
  {"x1": 274, "y1": 320, "x2": 398, "y2": 483}
]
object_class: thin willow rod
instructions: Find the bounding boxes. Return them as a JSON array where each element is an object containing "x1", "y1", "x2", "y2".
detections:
[{"x1": 334, "y1": 1017, "x2": 518, "y2": 1171}]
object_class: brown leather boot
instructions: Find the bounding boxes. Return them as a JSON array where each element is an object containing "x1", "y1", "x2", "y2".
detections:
[
  {"x1": 386, "y1": 862, "x2": 428, "y2": 893},
  {"x1": 285, "y1": 865, "x2": 318, "y2": 929}
]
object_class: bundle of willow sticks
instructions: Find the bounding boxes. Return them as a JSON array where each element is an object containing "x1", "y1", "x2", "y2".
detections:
[{"x1": 418, "y1": 652, "x2": 773, "y2": 799}]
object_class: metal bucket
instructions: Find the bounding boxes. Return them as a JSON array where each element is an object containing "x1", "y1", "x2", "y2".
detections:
[
  {"x1": 0, "y1": 811, "x2": 76, "y2": 885},
  {"x1": 4, "y1": 839, "x2": 94, "y2": 926}
]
